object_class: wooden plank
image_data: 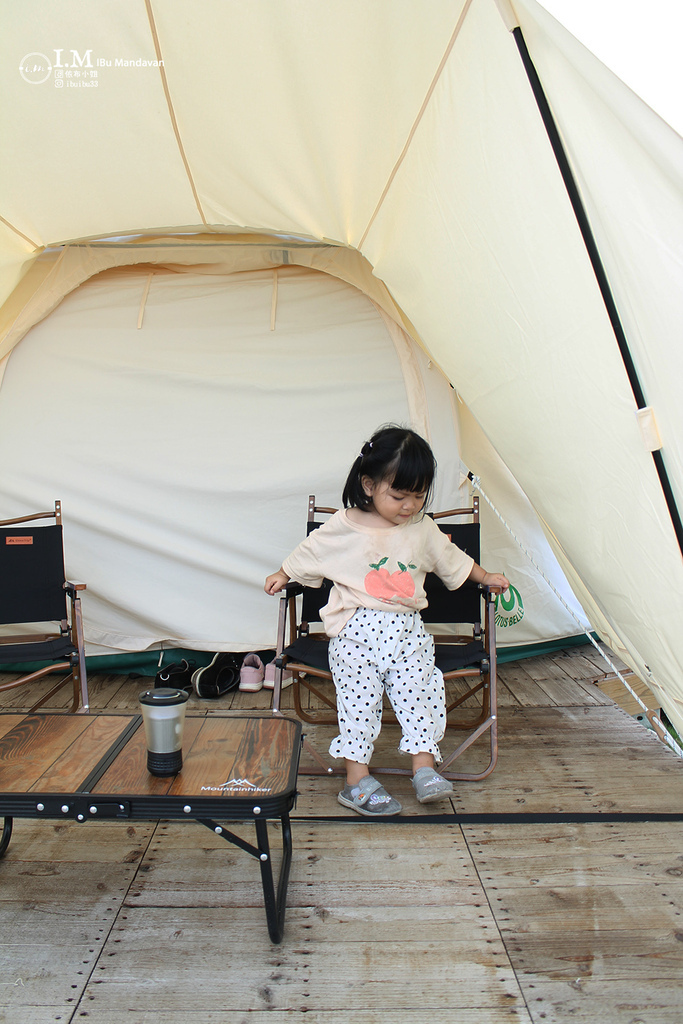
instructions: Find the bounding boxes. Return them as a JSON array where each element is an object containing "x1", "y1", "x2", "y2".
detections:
[
  {"x1": 2, "y1": 817, "x2": 155, "y2": 863},
  {"x1": 549, "y1": 648, "x2": 596, "y2": 674},
  {"x1": 87, "y1": 672, "x2": 144, "y2": 709},
  {"x1": 487, "y1": 885, "x2": 683, "y2": 932},
  {"x1": 0, "y1": 714, "x2": 91, "y2": 791},
  {"x1": 512, "y1": 977, "x2": 683, "y2": 1024},
  {"x1": 130, "y1": 821, "x2": 478, "y2": 888},
  {"x1": 103, "y1": 675, "x2": 152, "y2": 711},
  {"x1": 494, "y1": 705, "x2": 672, "y2": 745},
  {"x1": 80, "y1": 906, "x2": 526, "y2": 1013},
  {"x1": 147, "y1": 819, "x2": 466, "y2": 851},
  {"x1": 92, "y1": 716, "x2": 205, "y2": 795},
  {"x1": 595, "y1": 672, "x2": 660, "y2": 716},
  {"x1": 0, "y1": 1008, "x2": 104, "y2": 1024},
  {"x1": 76, "y1": 1011, "x2": 531, "y2": 1024},
  {"x1": 520, "y1": 655, "x2": 575, "y2": 683},
  {"x1": 499, "y1": 927, "x2": 683, "y2": 978},
  {"x1": 578, "y1": 644, "x2": 630, "y2": 675},
  {"x1": 230, "y1": 686, "x2": 273, "y2": 712},
  {"x1": 485, "y1": 678, "x2": 520, "y2": 707},
  {"x1": 463, "y1": 821, "x2": 683, "y2": 888},
  {"x1": 28, "y1": 714, "x2": 136, "y2": 793},
  {"x1": 125, "y1": 872, "x2": 487, "y2": 911},
  {"x1": 551, "y1": 649, "x2": 614, "y2": 684},
  {"x1": 521, "y1": 656, "x2": 603, "y2": 706},
  {"x1": 497, "y1": 662, "x2": 555, "y2": 706},
  {"x1": 0, "y1": 713, "x2": 26, "y2": 740},
  {"x1": 0, "y1": 676, "x2": 73, "y2": 711},
  {"x1": 470, "y1": 808, "x2": 683, "y2": 1020}
]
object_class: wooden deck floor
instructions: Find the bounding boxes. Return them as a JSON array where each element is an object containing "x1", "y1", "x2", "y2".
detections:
[{"x1": 1, "y1": 646, "x2": 683, "y2": 1023}]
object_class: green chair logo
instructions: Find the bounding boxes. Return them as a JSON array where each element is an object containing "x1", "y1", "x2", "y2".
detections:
[{"x1": 494, "y1": 585, "x2": 524, "y2": 628}]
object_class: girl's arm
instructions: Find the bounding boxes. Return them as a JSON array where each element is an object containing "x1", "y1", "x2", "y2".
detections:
[
  {"x1": 467, "y1": 562, "x2": 509, "y2": 591},
  {"x1": 265, "y1": 568, "x2": 291, "y2": 594}
]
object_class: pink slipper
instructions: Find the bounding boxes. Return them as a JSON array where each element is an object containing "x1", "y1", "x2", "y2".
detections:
[
  {"x1": 263, "y1": 661, "x2": 293, "y2": 690},
  {"x1": 239, "y1": 653, "x2": 265, "y2": 692}
]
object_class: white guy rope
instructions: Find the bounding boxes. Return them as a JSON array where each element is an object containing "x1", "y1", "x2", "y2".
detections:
[{"x1": 469, "y1": 474, "x2": 683, "y2": 758}]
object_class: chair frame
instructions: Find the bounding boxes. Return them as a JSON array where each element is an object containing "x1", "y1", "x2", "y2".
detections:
[
  {"x1": 271, "y1": 495, "x2": 499, "y2": 781},
  {"x1": 0, "y1": 501, "x2": 89, "y2": 714}
]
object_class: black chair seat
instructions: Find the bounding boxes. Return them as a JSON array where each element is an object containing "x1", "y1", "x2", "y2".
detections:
[
  {"x1": 434, "y1": 639, "x2": 486, "y2": 673},
  {"x1": 1, "y1": 637, "x2": 76, "y2": 664},
  {"x1": 284, "y1": 635, "x2": 330, "y2": 673},
  {"x1": 286, "y1": 636, "x2": 486, "y2": 676}
]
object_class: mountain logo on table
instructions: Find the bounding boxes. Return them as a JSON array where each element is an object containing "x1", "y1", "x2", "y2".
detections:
[{"x1": 200, "y1": 777, "x2": 273, "y2": 793}]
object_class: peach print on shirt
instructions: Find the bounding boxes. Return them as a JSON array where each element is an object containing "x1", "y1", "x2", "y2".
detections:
[{"x1": 364, "y1": 557, "x2": 417, "y2": 601}]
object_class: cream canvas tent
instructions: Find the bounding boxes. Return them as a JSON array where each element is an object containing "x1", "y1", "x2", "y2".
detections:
[{"x1": 1, "y1": 0, "x2": 682, "y2": 735}]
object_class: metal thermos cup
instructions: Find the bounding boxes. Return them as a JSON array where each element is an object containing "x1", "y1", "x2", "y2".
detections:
[{"x1": 139, "y1": 687, "x2": 189, "y2": 776}]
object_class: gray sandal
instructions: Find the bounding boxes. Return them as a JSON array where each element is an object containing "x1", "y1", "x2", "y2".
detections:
[
  {"x1": 338, "y1": 776, "x2": 402, "y2": 817},
  {"x1": 411, "y1": 766, "x2": 454, "y2": 803}
]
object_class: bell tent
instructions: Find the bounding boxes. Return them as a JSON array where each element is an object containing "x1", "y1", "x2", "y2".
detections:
[{"x1": 1, "y1": 0, "x2": 682, "y2": 738}]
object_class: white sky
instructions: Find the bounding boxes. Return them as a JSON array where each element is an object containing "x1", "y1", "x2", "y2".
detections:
[{"x1": 538, "y1": 0, "x2": 683, "y2": 136}]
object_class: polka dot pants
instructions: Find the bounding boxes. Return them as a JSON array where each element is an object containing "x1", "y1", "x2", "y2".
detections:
[{"x1": 328, "y1": 608, "x2": 446, "y2": 764}]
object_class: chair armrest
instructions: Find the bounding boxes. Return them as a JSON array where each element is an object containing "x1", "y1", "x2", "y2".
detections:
[
  {"x1": 64, "y1": 580, "x2": 87, "y2": 593},
  {"x1": 281, "y1": 581, "x2": 303, "y2": 598},
  {"x1": 478, "y1": 583, "x2": 503, "y2": 599}
]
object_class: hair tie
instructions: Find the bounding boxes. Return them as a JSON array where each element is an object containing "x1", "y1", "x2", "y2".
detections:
[{"x1": 359, "y1": 440, "x2": 373, "y2": 459}]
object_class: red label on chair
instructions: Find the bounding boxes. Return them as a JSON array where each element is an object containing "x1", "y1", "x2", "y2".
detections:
[{"x1": 6, "y1": 536, "x2": 33, "y2": 545}]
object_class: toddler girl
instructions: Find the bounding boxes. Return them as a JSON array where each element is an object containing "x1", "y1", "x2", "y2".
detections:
[{"x1": 265, "y1": 425, "x2": 509, "y2": 816}]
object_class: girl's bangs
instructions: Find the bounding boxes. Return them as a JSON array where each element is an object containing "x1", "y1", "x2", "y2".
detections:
[{"x1": 388, "y1": 450, "x2": 435, "y2": 496}]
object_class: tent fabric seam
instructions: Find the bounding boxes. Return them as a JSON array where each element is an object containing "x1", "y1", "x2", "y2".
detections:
[
  {"x1": 357, "y1": 0, "x2": 474, "y2": 251},
  {"x1": 144, "y1": 0, "x2": 208, "y2": 226},
  {"x1": 0, "y1": 213, "x2": 40, "y2": 251}
]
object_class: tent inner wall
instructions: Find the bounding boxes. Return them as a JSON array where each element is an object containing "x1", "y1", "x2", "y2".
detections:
[
  {"x1": 0, "y1": 260, "x2": 585, "y2": 658},
  {"x1": 0, "y1": 264, "x2": 460, "y2": 655}
]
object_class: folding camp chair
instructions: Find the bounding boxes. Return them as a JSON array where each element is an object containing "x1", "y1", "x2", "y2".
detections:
[
  {"x1": 0, "y1": 501, "x2": 88, "y2": 713},
  {"x1": 272, "y1": 495, "x2": 499, "y2": 781}
]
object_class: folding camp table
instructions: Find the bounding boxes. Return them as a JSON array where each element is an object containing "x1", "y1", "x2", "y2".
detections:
[{"x1": 0, "y1": 711, "x2": 302, "y2": 943}]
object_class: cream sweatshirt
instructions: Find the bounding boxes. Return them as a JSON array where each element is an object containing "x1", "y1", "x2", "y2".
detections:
[{"x1": 282, "y1": 508, "x2": 474, "y2": 637}]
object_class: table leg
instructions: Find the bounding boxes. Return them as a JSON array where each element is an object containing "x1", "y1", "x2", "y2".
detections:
[
  {"x1": 254, "y1": 814, "x2": 293, "y2": 944},
  {"x1": 0, "y1": 817, "x2": 13, "y2": 859},
  {"x1": 197, "y1": 814, "x2": 294, "y2": 944}
]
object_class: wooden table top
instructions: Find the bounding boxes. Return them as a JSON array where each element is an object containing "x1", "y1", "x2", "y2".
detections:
[{"x1": 0, "y1": 713, "x2": 302, "y2": 817}]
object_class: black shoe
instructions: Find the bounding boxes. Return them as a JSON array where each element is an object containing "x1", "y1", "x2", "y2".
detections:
[
  {"x1": 154, "y1": 659, "x2": 196, "y2": 693},
  {"x1": 191, "y1": 653, "x2": 243, "y2": 699}
]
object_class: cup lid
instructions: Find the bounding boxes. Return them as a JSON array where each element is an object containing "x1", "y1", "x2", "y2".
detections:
[{"x1": 139, "y1": 687, "x2": 189, "y2": 706}]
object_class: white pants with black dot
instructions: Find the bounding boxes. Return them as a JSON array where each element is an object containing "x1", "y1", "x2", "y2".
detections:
[{"x1": 328, "y1": 608, "x2": 446, "y2": 764}]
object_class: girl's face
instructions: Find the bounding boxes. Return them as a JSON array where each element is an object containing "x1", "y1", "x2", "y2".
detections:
[{"x1": 361, "y1": 476, "x2": 427, "y2": 526}]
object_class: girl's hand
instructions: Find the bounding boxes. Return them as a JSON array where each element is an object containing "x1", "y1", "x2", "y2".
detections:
[
  {"x1": 264, "y1": 569, "x2": 290, "y2": 595},
  {"x1": 482, "y1": 571, "x2": 509, "y2": 591}
]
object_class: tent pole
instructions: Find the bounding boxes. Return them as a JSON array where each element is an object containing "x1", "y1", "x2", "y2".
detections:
[{"x1": 511, "y1": 26, "x2": 683, "y2": 558}]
